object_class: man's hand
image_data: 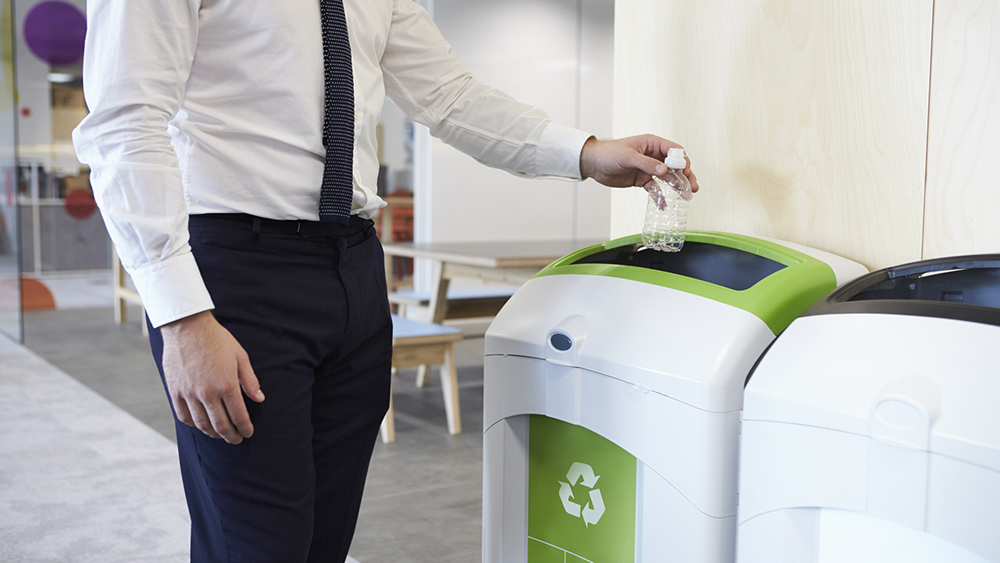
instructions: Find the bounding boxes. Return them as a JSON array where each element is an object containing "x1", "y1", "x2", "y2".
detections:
[
  {"x1": 579, "y1": 135, "x2": 700, "y2": 194},
  {"x1": 160, "y1": 311, "x2": 265, "y2": 445}
]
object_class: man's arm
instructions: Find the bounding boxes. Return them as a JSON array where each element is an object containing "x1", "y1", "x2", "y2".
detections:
[
  {"x1": 73, "y1": 0, "x2": 212, "y2": 327},
  {"x1": 73, "y1": 0, "x2": 262, "y2": 444},
  {"x1": 380, "y1": 0, "x2": 697, "y2": 191}
]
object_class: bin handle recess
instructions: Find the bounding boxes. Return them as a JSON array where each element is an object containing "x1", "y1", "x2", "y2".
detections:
[{"x1": 888, "y1": 254, "x2": 1000, "y2": 279}]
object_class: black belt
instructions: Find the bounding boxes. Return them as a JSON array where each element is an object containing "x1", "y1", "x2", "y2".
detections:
[{"x1": 190, "y1": 213, "x2": 375, "y2": 242}]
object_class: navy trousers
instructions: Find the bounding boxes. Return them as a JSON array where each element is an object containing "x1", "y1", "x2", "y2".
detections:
[{"x1": 148, "y1": 214, "x2": 393, "y2": 563}]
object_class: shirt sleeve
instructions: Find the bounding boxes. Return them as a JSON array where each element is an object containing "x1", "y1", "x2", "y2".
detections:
[
  {"x1": 380, "y1": 0, "x2": 593, "y2": 180},
  {"x1": 72, "y1": 0, "x2": 214, "y2": 328}
]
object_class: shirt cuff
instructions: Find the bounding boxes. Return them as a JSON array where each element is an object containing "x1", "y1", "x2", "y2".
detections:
[
  {"x1": 130, "y1": 252, "x2": 215, "y2": 328},
  {"x1": 536, "y1": 122, "x2": 594, "y2": 180}
]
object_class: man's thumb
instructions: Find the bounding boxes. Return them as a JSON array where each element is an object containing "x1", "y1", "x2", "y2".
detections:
[{"x1": 633, "y1": 152, "x2": 667, "y2": 177}]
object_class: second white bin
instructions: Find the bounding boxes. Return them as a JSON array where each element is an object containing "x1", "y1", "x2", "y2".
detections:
[{"x1": 738, "y1": 255, "x2": 1000, "y2": 563}]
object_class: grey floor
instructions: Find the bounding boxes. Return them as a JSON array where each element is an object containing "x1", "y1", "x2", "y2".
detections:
[
  {"x1": 13, "y1": 305, "x2": 487, "y2": 562},
  {"x1": 0, "y1": 329, "x2": 189, "y2": 562}
]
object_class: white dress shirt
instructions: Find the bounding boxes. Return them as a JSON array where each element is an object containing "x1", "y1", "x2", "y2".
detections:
[{"x1": 73, "y1": 0, "x2": 592, "y2": 328}]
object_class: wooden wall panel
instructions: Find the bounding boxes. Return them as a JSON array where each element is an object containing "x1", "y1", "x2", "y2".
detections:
[
  {"x1": 612, "y1": 0, "x2": 933, "y2": 270},
  {"x1": 923, "y1": 1, "x2": 1000, "y2": 259}
]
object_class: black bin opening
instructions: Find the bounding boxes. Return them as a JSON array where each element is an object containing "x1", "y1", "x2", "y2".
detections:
[
  {"x1": 572, "y1": 242, "x2": 786, "y2": 291},
  {"x1": 850, "y1": 267, "x2": 1000, "y2": 309}
]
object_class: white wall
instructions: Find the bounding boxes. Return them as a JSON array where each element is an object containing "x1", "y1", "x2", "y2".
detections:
[{"x1": 419, "y1": 0, "x2": 614, "y2": 245}]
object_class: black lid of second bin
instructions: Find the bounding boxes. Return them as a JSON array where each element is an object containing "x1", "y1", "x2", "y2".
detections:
[{"x1": 802, "y1": 255, "x2": 1000, "y2": 327}]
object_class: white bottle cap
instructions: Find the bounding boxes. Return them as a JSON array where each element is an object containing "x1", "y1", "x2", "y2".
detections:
[{"x1": 663, "y1": 148, "x2": 686, "y2": 170}]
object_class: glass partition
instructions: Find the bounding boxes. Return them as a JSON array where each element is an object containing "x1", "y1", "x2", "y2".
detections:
[
  {"x1": 0, "y1": 0, "x2": 20, "y2": 342},
  {"x1": 6, "y1": 0, "x2": 106, "y2": 340}
]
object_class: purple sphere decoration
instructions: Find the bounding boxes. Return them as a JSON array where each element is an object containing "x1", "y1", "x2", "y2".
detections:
[{"x1": 23, "y1": 1, "x2": 86, "y2": 66}]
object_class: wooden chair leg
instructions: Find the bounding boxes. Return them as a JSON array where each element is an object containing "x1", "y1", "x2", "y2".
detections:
[
  {"x1": 440, "y1": 343, "x2": 461, "y2": 435},
  {"x1": 415, "y1": 365, "x2": 428, "y2": 388},
  {"x1": 380, "y1": 383, "x2": 396, "y2": 444},
  {"x1": 114, "y1": 251, "x2": 126, "y2": 325}
]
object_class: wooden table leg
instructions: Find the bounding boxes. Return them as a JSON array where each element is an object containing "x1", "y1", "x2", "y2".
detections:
[
  {"x1": 417, "y1": 260, "x2": 450, "y2": 388},
  {"x1": 427, "y1": 259, "x2": 450, "y2": 324}
]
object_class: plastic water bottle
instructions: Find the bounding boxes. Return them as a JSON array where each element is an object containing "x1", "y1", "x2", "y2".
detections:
[{"x1": 641, "y1": 148, "x2": 692, "y2": 252}]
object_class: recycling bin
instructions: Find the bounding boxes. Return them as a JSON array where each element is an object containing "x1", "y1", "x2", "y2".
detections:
[
  {"x1": 737, "y1": 255, "x2": 1000, "y2": 563},
  {"x1": 482, "y1": 231, "x2": 866, "y2": 563}
]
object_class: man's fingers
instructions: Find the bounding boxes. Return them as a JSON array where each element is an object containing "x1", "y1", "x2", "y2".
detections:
[
  {"x1": 638, "y1": 134, "x2": 681, "y2": 159},
  {"x1": 203, "y1": 395, "x2": 243, "y2": 444},
  {"x1": 638, "y1": 137, "x2": 699, "y2": 193},
  {"x1": 640, "y1": 135, "x2": 698, "y2": 191},
  {"x1": 687, "y1": 169, "x2": 699, "y2": 193},
  {"x1": 180, "y1": 386, "x2": 250, "y2": 443},
  {"x1": 238, "y1": 354, "x2": 265, "y2": 404},
  {"x1": 226, "y1": 350, "x2": 262, "y2": 440},
  {"x1": 187, "y1": 400, "x2": 223, "y2": 440},
  {"x1": 173, "y1": 395, "x2": 195, "y2": 428},
  {"x1": 222, "y1": 384, "x2": 255, "y2": 440}
]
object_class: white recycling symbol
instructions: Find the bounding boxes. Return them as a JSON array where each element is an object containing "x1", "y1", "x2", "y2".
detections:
[{"x1": 558, "y1": 462, "x2": 606, "y2": 527}]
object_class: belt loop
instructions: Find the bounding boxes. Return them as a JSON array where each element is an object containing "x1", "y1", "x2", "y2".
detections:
[
  {"x1": 251, "y1": 217, "x2": 261, "y2": 242},
  {"x1": 330, "y1": 235, "x2": 348, "y2": 270}
]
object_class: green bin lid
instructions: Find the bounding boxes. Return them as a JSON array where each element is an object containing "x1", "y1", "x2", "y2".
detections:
[{"x1": 534, "y1": 231, "x2": 838, "y2": 334}]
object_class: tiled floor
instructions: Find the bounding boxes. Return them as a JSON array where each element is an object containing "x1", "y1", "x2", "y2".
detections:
[
  {"x1": 15, "y1": 305, "x2": 487, "y2": 562},
  {"x1": 0, "y1": 334, "x2": 190, "y2": 562}
]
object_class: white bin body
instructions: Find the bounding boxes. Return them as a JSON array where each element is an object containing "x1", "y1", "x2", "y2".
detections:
[
  {"x1": 483, "y1": 273, "x2": 775, "y2": 563},
  {"x1": 738, "y1": 313, "x2": 1000, "y2": 563}
]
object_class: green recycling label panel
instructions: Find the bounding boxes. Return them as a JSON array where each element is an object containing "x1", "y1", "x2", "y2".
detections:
[{"x1": 528, "y1": 415, "x2": 637, "y2": 563}]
